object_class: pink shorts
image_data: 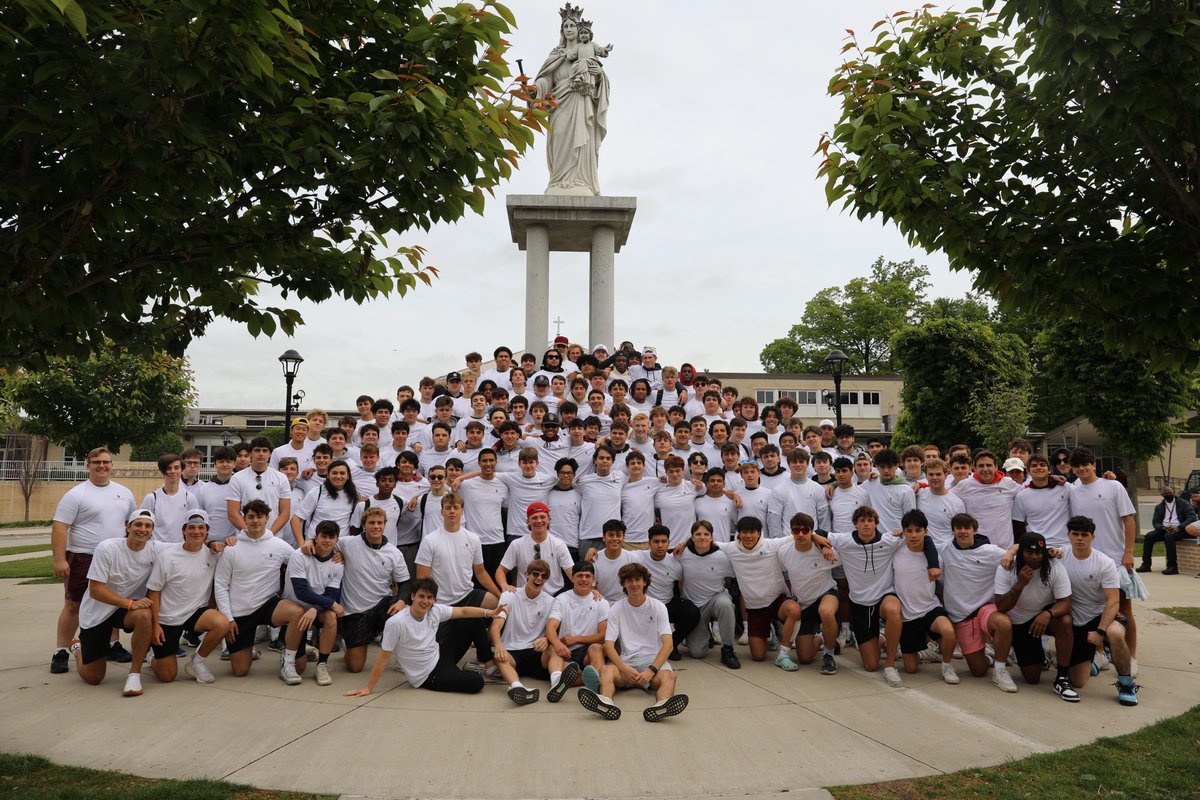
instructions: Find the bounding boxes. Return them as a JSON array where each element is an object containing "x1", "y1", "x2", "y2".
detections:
[{"x1": 953, "y1": 603, "x2": 997, "y2": 655}]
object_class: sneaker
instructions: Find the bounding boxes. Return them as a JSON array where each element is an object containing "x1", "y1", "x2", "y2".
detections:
[
  {"x1": 736, "y1": 630, "x2": 749, "y2": 646},
  {"x1": 668, "y1": 646, "x2": 682, "y2": 662},
  {"x1": 767, "y1": 631, "x2": 780, "y2": 652},
  {"x1": 182, "y1": 630, "x2": 201, "y2": 648},
  {"x1": 775, "y1": 652, "x2": 799, "y2": 672},
  {"x1": 305, "y1": 645, "x2": 320, "y2": 663},
  {"x1": 836, "y1": 628, "x2": 852, "y2": 649},
  {"x1": 185, "y1": 654, "x2": 215, "y2": 684},
  {"x1": 108, "y1": 642, "x2": 133, "y2": 663},
  {"x1": 992, "y1": 668, "x2": 1018, "y2": 693},
  {"x1": 175, "y1": 647, "x2": 186, "y2": 658},
  {"x1": 507, "y1": 685, "x2": 539, "y2": 705},
  {"x1": 1116, "y1": 676, "x2": 1139, "y2": 706},
  {"x1": 1093, "y1": 649, "x2": 1110, "y2": 671},
  {"x1": 941, "y1": 662, "x2": 960, "y2": 685},
  {"x1": 255, "y1": 625, "x2": 271, "y2": 644},
  {"x1": 643, "y1": 693, "x2": 689, "y2": 723},
  {"x1": 883, "y1": 666, "x2": 903, "y2": 688},
  {"x1": 50, "y1": 649, "x2": 69, "y2": 675},
  {"x1": 251, "y1": 647, "x2": 261, "y2": 661},
  {"x1": 1090, "y1": 661, "x2": 1099, "y2": 677},
  {"x1": 1053, "y1": 676, "x2": 1080, "y2": 702},
  {"x1": 122, "y1": 673, "x2": 143, "y2": 697},
  {"x1": 1162, "y1": 566, "x2": 1179, "y2": 576},
  {"x1": 548, "y1": 662, "x2": 580, "y2": 703},
  {"x1": 219, "y1": 642, "x2": 231, "y2": 661},
  {"x1": 1134, "y1": 564, "x2": 1152, "y2": 573},
  {"x1": 578, "y1": 687, "x2": 621, "y2": 720},
  {"x1": 267, "y1": 638, "x2": 285, "y2": 653},
  {"x1": 918, "y1": 641, "x2": 941, "y2": 664},
  {"x1": 582, "y1": 665, "x2": 601, "y2": 693},
  {"x1": 279, "y1": 660, "x2": 302, "y2": 685},
  {"x1": 720, "y1": 645, "x2": 741, "y2": 669},
  {"x1": 820, "y1": 653, "x2": 837, "y2": 675},
  {"x1": 1041, "y1": 648, "x2": 1053, "y2": 671},
  {"x1": 315, "y1": 662, "x2": 333, "y2": 686}
]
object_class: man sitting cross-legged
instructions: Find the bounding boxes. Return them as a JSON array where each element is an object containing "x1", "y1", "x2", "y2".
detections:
[{"x1": 490, "y1": 559, "x2": 556, "y2": 705}]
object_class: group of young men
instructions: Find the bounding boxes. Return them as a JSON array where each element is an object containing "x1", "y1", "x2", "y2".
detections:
[{"x1": 47, "y1": 339, "x2": 1144, "y2": 715}]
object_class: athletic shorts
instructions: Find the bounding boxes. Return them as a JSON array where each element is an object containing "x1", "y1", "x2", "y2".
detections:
[
  {"x1": 626, "y1": 659, "x2": 673, "y2": 689},
  {"x1": 900, "y1": 607, "x2": 949, "y2": 654},
  {"x1": 64, "y1": 551, "x2": 93, "y2": 603},
  {"x1": 1070, "y1": 613, "x2": 1126, "y2": 667},
  {"x1": 1010, "y1": 605, "x2": 1054, "y2": 668},
  {"x1": 797, "y1": 589, "x2": 839, "y2": 636},
  {"x1": 79, "y1": 608, "x2": 133, "y2": 665},
  {"x1": 507, "y1": 647, "x2": 550, "y2": 680},
  {"x1": 850, "y1": 593, "x2": 898, "y2": 646},
  {"x1": 568, "y1": 644, "x2": 590, "y2": 668},
  {"x1": 151, "y1": 607, "x2": 207, "y2": 660},
  {"x1": 830, "y1": 564, "x2": 847, "y2": 582},
  {"x1": 746, "y1": 594, "x2": 787, "y2": 639},
  {"x1": 953, "y1": 603, "x2": 997, "y2": 655},
  {"x1": 230, "y1": 597, "x2": 281, "y2": 653},
  {"x1": 341, "y1": 596, "x2": 395, "y2": 650}
]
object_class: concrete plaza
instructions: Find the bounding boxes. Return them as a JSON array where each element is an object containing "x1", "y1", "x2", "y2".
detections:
[{"x1": 1, "y1": 541, "x2": 1198, "y2": 800}]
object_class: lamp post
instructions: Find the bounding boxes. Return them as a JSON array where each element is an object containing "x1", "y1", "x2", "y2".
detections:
[
  {"x1": 220, "y1": 430, "x2": 232, "y2": 447},
  {"x1": 278, "y1": 349, "x2": 304, "y2": 432},
  {"x1": 824, "y1": 349, "x2": 849, "y2": 426}
]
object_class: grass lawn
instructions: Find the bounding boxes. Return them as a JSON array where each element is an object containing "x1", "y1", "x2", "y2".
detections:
[
  {"x1": 830, "y1": 607, "x2": 1200, "y2": 800},
  {"x1": 19, "y1": 576, "x2": 60, "y2": 585},
  {"x1": 0, "y1": 543, "x2": 51, "y2": 557},
  {"x1": 0, "y1": 753, "x2": 335, "y2": 799},
  {"x1": 0, "y1": 519, "x2": 51, "y2": 529},
  {"x1": 0, "y1": 555, "x2": 52, "y2": 579}
]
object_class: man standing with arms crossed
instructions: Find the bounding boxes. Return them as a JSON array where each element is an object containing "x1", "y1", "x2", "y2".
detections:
[{"x1": 51, "y1": 446, "x2": 137, "y2": 673}]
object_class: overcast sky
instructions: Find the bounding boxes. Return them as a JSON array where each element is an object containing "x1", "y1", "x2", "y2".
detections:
[{"x1": 185, "y1": 0, "x2": 976, "y2": 410}]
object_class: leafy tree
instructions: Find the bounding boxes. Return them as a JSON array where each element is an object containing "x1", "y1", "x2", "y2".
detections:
[
  {"x1": 0, "y1": 0, "x2": 544, "y2": 367},
  {"x1": 258, "y1": 426, "x2": 287, "y2": 449},
  {"x1": 923, "y1": 295, "x2": 993, "y2": 326},
  {"x1": 760, "y1": 258, "x2": 930, "y2": 374},
  {"x1": 12, "y1": 348, "x2": 195, "y2": 456},
  {"x1": 891, "y1": 318, "x2": 1030, "y2": 449},
  {"x1": 129, "y1": 431, "x2": 185, "y2": 463},
  {"x1": 819, "y1": 1, "x2": 1200, "y2": 368}
]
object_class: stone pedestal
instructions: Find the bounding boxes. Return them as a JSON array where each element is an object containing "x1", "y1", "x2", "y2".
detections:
[{"x1": 507, "y1": 195, "x2": 637, "y2": 351}]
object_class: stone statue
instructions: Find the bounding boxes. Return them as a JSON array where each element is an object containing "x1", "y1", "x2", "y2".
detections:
[{"x1": 533, "y1": 4, "x2": 612, "y2": 197}]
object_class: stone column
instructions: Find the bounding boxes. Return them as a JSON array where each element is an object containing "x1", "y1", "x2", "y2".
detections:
[
  {"x1": 524, "y1": 224, "x2": 550, "y2": 354},
  {"x1": 589, "y1": 225, "x2": 615, "y2": 348}
]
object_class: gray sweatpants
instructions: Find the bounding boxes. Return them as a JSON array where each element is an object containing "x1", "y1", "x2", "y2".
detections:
[{"x1": 685, "y1": 590, "x2": 736, "y2": 658}]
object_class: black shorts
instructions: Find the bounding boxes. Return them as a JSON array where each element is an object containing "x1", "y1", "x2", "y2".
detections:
[
  {"x1": 79, "y1": 608, "x2": 133, "y2": 665},
  {"x1": 151, "y1": 607, "x2": 207, "y2": 660},
  {"x1": 569, "y1": 644, "x2": 590, "y2": 667},
  {"x1": 1070, "y1": 613, "x2": 1126, "y2": 667},
  {"x1": 230, "y1": 597, "x2": 280, "y2": 653},
  {"x1": 746, "y1": 594, "x2": 786, "y2": 639},
  {"x1": 508, "y1": 647, "x2": 549, "y2": 679},
  {"x1": 1010, "y1": 605, "x2": 1054, "y2": 668},
  {"x1": 900, "y1": 607, "x2": 949, "y2": 654},
  {"x1": 798, "y1": 589, "x2": 839, "y2": 636},
  {"x1": 342, "y1": 596, "x2": 394, "y2": 649},
  {"x1": 850, "y1": 593, "x2": 898, "y2": 646}
]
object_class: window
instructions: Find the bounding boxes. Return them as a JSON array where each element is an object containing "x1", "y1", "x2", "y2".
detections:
[
  {"x1": 838, "y1": 391, "x2": 859, "y2": 405},
  {"x1": 756, "y1": 390, "x2": 775, "y2": 405},
  {"x1": 796, "y1": 391, "x2": 818, "y2": 405},
  {"x1": 861, "y1": 391, "x2": 881, "y2": 406},
  {"x1": 62, "y1": 446, "x2": 85, "y2": 464},
  {"x1": 244, "y1": 418, "x2": 285, "y2": 428},
  {"x1": 777, "y1": 390, "x2": 798, "y2": 402}
]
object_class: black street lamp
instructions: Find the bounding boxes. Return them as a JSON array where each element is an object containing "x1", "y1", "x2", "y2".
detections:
[
  {"x1": 279, "y1": 349, "x2": 304, "y2": 432},
  {"x1": 220, "y1": 430, "x2": 232, "y2": 447},
  {"x1": 825, "y1": 349, "x2": 849, "y2": 426}
]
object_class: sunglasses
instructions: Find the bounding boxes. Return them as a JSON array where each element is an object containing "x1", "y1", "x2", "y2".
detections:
[
  {"x1": 528, "y1": 570, "x2": 549, "y2": 579},
  {"x1": 790, "y1": 526, "x2": 812, "y2": 533}
]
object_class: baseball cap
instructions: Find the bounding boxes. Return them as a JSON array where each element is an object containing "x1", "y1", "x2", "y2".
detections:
[
  {"x1": 592, "y1": 344, "x2": 609, "y2": 353},
  {"x1": 526, "y1": 501, "x2": 550, "y2": 518},
  {"x1": 641, "y1": 346, "x2": 656, "y2": 355},
  {"x1": 127, "y1": 508, "x2": 155, "y2": 525},
  {"x1": 182, "y1": 509, "x2": 211, "y2": 528},
  {"x1": 819, "y1": 419, "x2": 835, "y2": 428},
  {"x1": 542, "y1": 412, "x2": 561, "y2": 426},
  {"x1": 1018, "y1": 531, "x2": 1047, "y2": 552},
  {"x1": 291, "y1": 417, "x2": 309, "y2": 429},
  {"x1": 573, "y1": 562, "x2": 595, "y2": 575},
  {"x1": 446, "y1": 371, "x2": 462, "y2": 382},
  {"x1": 1002, "y1": 457, "x2": 1026, "y2": 472},
  {"x1": 533, "y1": 375, "x2": 550, "y2": 386},
  {"x1": 554, "y1": 335, "x2": 569, "y2": 345}
]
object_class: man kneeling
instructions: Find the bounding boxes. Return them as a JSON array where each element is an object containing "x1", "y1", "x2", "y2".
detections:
[{"x1": 578, "y1": 562, "x2": 688, "y2": 722}]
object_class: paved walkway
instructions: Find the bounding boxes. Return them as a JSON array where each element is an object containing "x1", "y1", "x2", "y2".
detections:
[{"x1": 1, "y1": 564, "x2": 1198, "y2": 800}]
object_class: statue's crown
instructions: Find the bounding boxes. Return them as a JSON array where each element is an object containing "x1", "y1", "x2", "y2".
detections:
[{"x1": 559, "y1": 3, "x2": 584, "y2": 23}]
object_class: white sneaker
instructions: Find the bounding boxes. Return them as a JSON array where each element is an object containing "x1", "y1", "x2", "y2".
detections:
[
  {"x1": 736, "y1": 630, "x2": 749, "y2": 646},
  {"x1": 255, "y1": 625, "x2": 270, "y2": 644},
  {"x1": 992, "y1": 668, "x2": 1018, "y2": 693},
  {"x1": 1092, "y1": 649, "x2": 1110, "y2": 671},
  {"x1": 315, "y1": 662, "x2": 332, "y2": 686},
  {"x1": 305, "y1": 645, "x2": 320, "y2": 663},
  {"x1": 185, "y1": 654, "x2": 215, "y2": 684},
  {"x1": 122, "y1": 673, "x2": 143, "y2": 697},
  {"x1": 279, "y1": 660, "x2": 302, "y2": 685},
  {"x1": 251, "y1": 647, "x2": 261, "y2": 661},
  {"x1": 918, "y1": 641, "x2": 941, "y2": 663},
  {"x1": 836, "y1": 628, "x2": 852, "y2": 648},
  {"x1": 219, "y1": 641, "x2": 230, "y2": 661},
  {"x1": 883, "y1": 666, "x2": 903, "y2": 688},
  {"x1": 941, "y1": 662, "x2": 960, "y2": 684}
]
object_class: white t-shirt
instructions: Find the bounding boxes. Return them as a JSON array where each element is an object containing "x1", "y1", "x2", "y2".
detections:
[
  {"x1": 593, "y1": 548, "x2": 641, "y2": 602},
  {"x1": 495, "y1": 472, "x2": 557, "y2": 538},
  {"x1": 270, "y1": 441, "x2": 315, "y2": 473},
  {"x1": 1068, "y1": 479, "x2": 1135, "y2": 563},
  {"x1": 716, "y1": 537, "x2": 789, "y2": 609},
  {"x1": 952, "y1": 476, "x2": 1021, "y2": 549},
  {"x1": 391, "y1": 479, "x2": 430, "y2": 546},
  {"x1": 994, "y1": 559, "x2": 1071, "y2": 624},
  {"x1": 776, "y1": 542, "x2": 837, "y2": 606},
  {"x1": 575, "y1": 472, "x2": 624, "y2": 542},
  {"x1": 349, "y1": 495, "x2": 403, "y2": 539},
  {"x1": 225, "y1": 467, "x2": 292, "y2": 533},
  {"x1": 826, "y1": 531, "x2": 904, "y2": 604},
  {"x1": 916, "y1": 488, "x2": 966, "y2": 548},
  {"x1": 499, "y1": 534, "x2": 574, "y2": 595},
  {"x1": 939, "y1": 540, "x2": 1008, "y2": 623},
  {"x1": 1012, "y1": 483, "x2": 1072, "y2": 549},
  {"x1": 767, "y1": 478, "x2": 831, "y2": 538},
  {"x1": 497, "y1": 588, "x2": 554, "y2": 650},
  {"x1": 892, "y1": 545, "x2": 941, "y2": 621},
  {"x1": 414, "y1": 527, "x2": 483, "y2": 604},
  {"x1": 546, "y1": 487, "x2": 582, "y2": 547},
  {"x1": 295, "y1": 489, "x2": 357, "y2": 539},
  {"x1": 338, "y1": 534, "x2": 409, "y2": 615},
  {"x1": 864, "y1": 480, "x2": 917, "y2": 534},
  {"x1": 605, "y1": 596, "x2": 671, "y2": 665},
  {"x1": 197, "y1": 479, "x2": 235, "y2": 542},
  {"x1": 140, "y1": 485, "x2": 198, "y2": 544},
  {"x1": 620, "y1": 479, "x2": 660, "y2": 543},
  {"x1": 147, "y1": 544, "x2": 219, "y2": 626},
  {"x1": 695, "y1": 494, "x2": 738, "y2": 543},
  {"x1": 828, "y1": 484, "x2": 868, "y2": 534},
  {"x1": 380, "y1": 604, "x2": 451, "y2": 688},
  {"x1": 283, "y1": 550, "x2": 344, "y2": 609},
  {"x1": 456, "y1": 476, "x2": 508, "y2": 545},
  {"x1": 550, "y1": 590, "x2": 610, "y2": 639},
  {"x1": 213, "y1": 532, "x2": 295, "y2": 619},
  {"x1": 53, "y1": 480, "x2": 136, "y2": 555},
  {"x1": 1062, "y1": 548, "x2": 1120, "y2": 623},
  {"x1": 638, "y1": 552, "x2": 683, "y2": 604},
  {"x1": 678, "y1": 547, "x2": 733, "y2": 606},
  {"x1": 736, "y1": 485, "x2": 773, "y2": 528},
  {"x1": 79, "y1": 538, "x2": 161, "y2": 629},
  {"x1": 655, "y1": 482, "x2": 698, "y2": 548}
]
